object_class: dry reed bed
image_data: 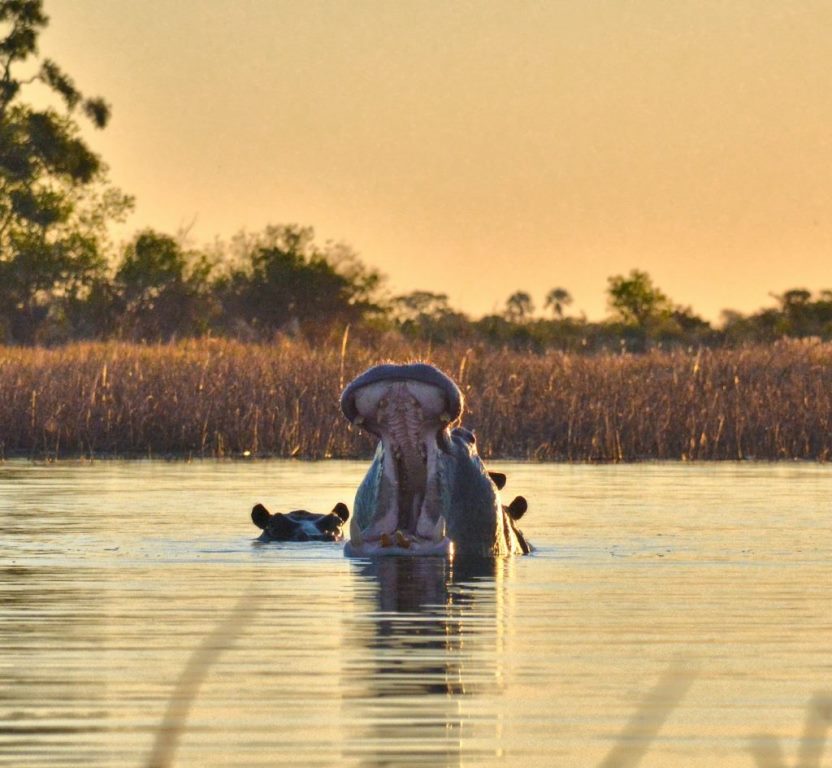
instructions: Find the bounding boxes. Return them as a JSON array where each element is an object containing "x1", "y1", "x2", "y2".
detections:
[{"x1": 0, "y1": 339, "x2": 830, "y2": 460}]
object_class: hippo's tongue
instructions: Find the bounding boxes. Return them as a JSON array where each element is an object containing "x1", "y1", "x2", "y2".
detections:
[{"x1": 348, "y1": 378, "x2": 451, "y2": 553}]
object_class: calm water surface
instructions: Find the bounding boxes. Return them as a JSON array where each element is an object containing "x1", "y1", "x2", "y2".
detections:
[{"x1": 1, "y1": 460, "x2": 831, "y2": 767}]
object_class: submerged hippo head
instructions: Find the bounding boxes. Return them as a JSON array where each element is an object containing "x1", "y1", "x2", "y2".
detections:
[
  {"x1": 340, "y1": 363, "x2": 529, "y2": 558},
  {"x1": 252, "y1": 502, "x2": 350, "y2": 542}
]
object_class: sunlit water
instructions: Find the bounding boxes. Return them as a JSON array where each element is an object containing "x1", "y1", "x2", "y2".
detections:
[{"x1": 1, "y1": 460, "x2": 831, "y2": 767}]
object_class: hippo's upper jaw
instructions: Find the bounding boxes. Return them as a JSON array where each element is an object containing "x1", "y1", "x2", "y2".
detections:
[{"x1": 341, "y1": 363, "x2": 526, "y2": 558}]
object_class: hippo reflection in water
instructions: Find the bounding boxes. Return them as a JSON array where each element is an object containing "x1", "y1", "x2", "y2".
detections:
[{"x1": 340, "y1": 363, "x2": 531, "y2": 558}]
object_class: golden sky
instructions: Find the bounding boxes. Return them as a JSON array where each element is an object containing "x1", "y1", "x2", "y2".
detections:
[{"x1": 37, "y1": 0, "x2": 832, "y2": 320}]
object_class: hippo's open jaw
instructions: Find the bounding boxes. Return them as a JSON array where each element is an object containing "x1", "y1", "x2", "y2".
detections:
[{"x1": 341, "y1": 365, "x2": 462, "y2": 557}]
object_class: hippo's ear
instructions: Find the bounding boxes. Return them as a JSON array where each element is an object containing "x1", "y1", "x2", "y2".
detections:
[
  {"x1": 506, "y1": 496, "x2": 527, "y2": 521},
  {"x1": 488, "y1": 472, "x2": 507, "y2": 490},
  {"x1": 332, "y1": 502, "x2": 350, "y2": 522},
  {"x1": 251, "y1": 503, "x2": 272, "y2": 530}
]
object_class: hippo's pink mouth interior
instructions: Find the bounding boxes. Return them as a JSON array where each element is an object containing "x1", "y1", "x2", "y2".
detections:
[{"x1": 348, "y1": 378, "x2": 453, "y2": 555}]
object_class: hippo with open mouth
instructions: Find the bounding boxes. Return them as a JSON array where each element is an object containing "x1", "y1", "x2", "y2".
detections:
[{"x1": 340, "y1": 363, "x2": 530, "y2": 558}]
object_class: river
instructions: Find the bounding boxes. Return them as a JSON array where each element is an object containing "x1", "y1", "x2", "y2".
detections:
[{"x1": 1, "y1": 460, "x2": 831, "y2": 766}]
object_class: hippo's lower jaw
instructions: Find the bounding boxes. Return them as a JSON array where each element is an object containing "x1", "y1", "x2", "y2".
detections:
[{"x1": 343, "y1": 537, "x2": 454, "y2": 558}]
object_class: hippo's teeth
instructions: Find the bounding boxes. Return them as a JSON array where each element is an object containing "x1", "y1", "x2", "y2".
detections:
[
  {"x1": 380, "y1": 532, "x2": 393, "y2": 548},
  {"x1": 440, "y1": 412, "x2": 451, "y2": 423},
  {"x1": 349, "y1": 516, "x2": 363, "y2": 546},
  {"x1": 395, "y1": 530, "x2": 411, "y2": 549},
  {"x1": 432, "y1": 516, "x2": 446, "y2": 543}
]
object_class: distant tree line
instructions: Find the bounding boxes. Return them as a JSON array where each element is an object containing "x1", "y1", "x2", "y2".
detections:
[
  {"x1": 3, "y1": 0, "x2": 832, "y2": 352},
  {"x1": 388, "y1": 273, "x2": 832, "y2": 353}
]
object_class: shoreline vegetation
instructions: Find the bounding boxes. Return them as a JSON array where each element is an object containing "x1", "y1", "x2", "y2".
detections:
[{"x1": 2, "y1": 338, "x2": 831, "y2": 462}]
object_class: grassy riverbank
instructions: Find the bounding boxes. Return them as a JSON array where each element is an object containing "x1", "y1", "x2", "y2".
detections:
[{"x1": 1, "y1": 338, "x2": 831, "y2": 461}]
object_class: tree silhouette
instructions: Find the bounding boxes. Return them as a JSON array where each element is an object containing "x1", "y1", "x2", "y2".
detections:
[
  {"x1": 544, "y1": 287, "x2": 573, "y2": 318},
  {"x1": 504, "y1": 291, "x2": 534, "y2": 322},
  {"x1": 215, "y1": 225, "x2": 382, "y2": 340},
  {"x1": 114, "y1": 230, "x2": 215, "y2": 341},
  {"x1": 392, "y1": 291, "x2": 451, "y2": 323},
  {"x1": 0, "y1": 0, "x2": 132, "y2": 343},
  {"x1": 607, "y1": 270, "x2": 671, "y2": 328},
  {"x1": 391, "y1": 290, "x2": 470, "y2": 343}
]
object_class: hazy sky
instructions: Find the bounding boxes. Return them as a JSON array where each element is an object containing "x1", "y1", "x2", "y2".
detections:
[{"x1": 35, "y1": 0, "x2": 832, "y2": 320}]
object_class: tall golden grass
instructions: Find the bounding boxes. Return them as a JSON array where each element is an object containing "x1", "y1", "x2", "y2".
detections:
[{"x1": 1, "y1": 337, "x2": 830, "y2": 460}]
